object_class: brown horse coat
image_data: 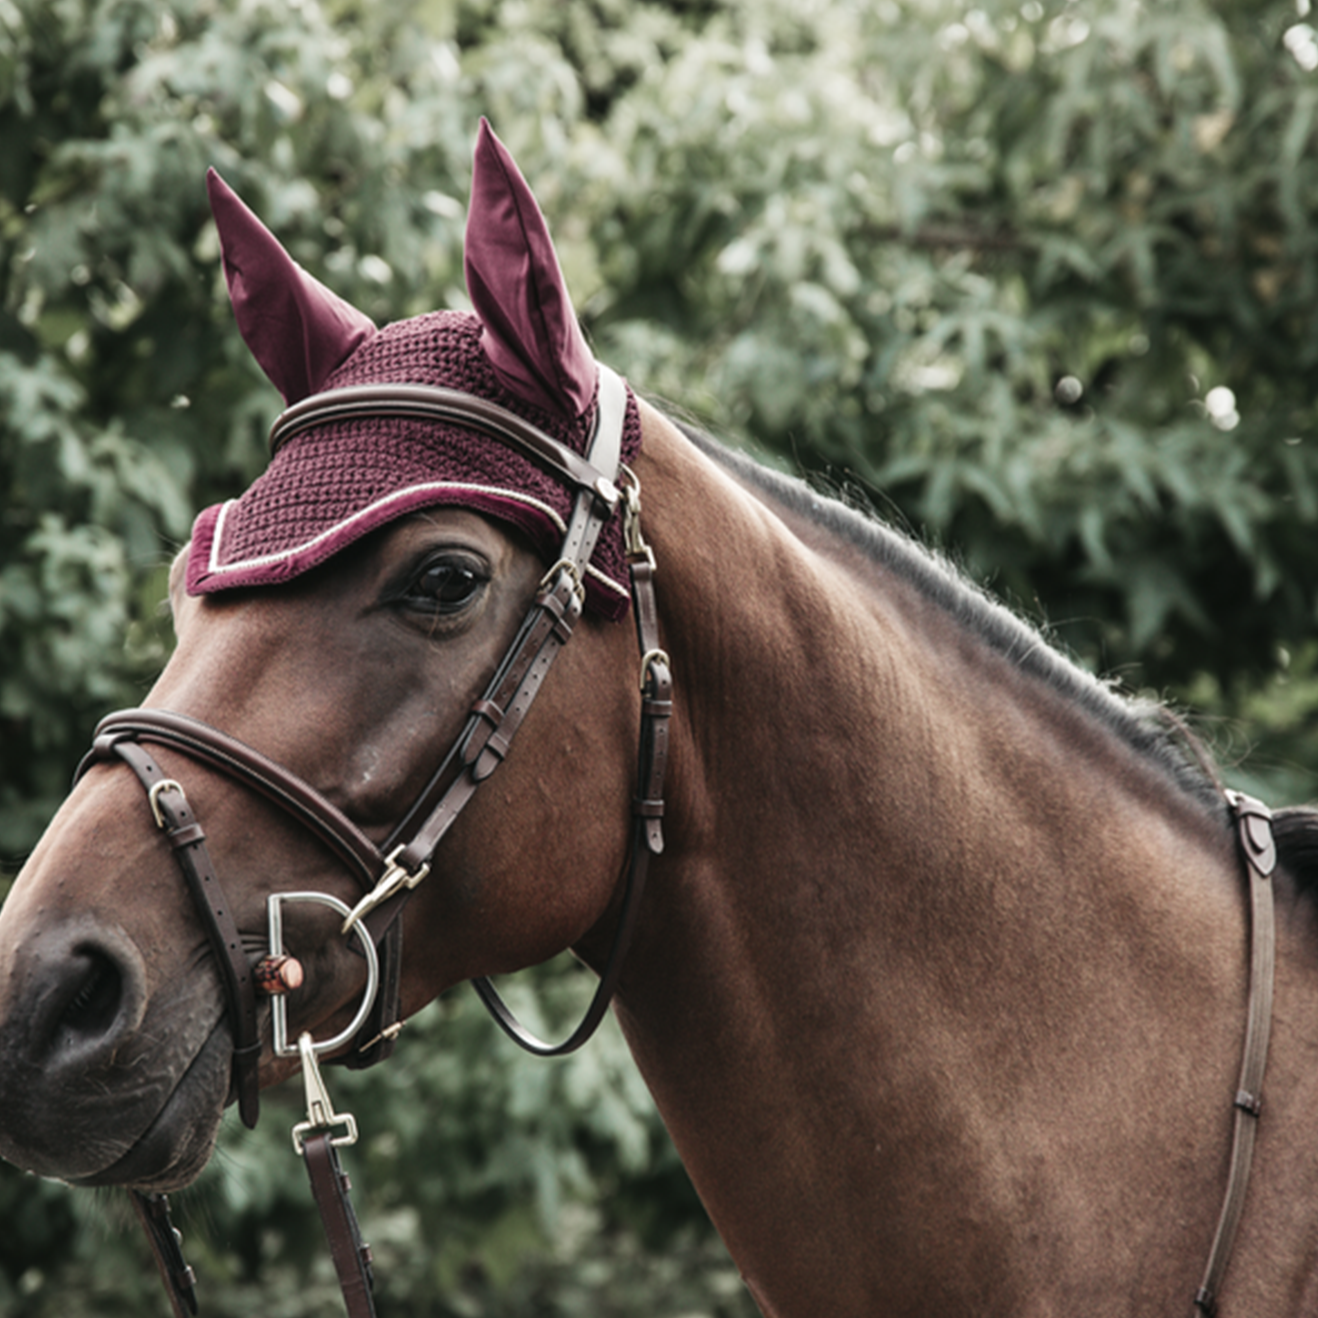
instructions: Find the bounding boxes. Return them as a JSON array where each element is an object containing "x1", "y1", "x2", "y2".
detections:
[{"x1": 3, "y1": 124, "x2": 1318, "y2": 1316}]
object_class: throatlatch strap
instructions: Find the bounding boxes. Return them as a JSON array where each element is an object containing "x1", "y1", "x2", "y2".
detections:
[
  {"x1": 1193, "y1": 791, "x2": 1278, "y2": 1317},
  {"x1": 470, "y1": 474, "x2": 671, "y2": 1056}
]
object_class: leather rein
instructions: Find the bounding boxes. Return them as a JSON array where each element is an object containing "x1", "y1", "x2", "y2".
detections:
[{"x1": 77, "y1": 366, "x2": 673, "y2": 1318}]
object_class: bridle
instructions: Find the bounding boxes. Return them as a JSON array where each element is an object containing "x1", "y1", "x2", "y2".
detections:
[
  {"x1": 66, "y1": 367, "x2": 1281, "y2": 1318},
  {"x1": 76, "y1": 366, "x2": 673, "y2": 1318}
]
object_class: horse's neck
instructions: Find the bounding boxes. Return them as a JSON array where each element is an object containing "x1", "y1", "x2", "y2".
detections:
[{"x1": 615, "y1": 411, "x2": 1250, "y2": 1313}]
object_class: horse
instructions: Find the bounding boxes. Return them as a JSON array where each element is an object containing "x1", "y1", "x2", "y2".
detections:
[{"x1": 2, "y1": 119, "x2": 1318, "y2": 1318}]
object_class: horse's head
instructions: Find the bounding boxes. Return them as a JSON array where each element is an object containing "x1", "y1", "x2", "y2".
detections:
[{"x1": 0, "y1": 122, "x2": 652, "y2": 1192}]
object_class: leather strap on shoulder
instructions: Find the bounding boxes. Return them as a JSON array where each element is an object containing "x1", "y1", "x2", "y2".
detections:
[{"x1": 1193, "y1": 791, "x2": 1277, "y2": 1316}]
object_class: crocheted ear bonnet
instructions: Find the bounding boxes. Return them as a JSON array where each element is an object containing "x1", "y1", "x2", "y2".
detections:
[{"x1": 186, "y1": 120, "x2": 640, "y2": 620}]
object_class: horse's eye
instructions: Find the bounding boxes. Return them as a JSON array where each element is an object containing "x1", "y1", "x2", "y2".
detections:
[{"x1": 407, "y1": 561, "x2": 483, "y2": 612}]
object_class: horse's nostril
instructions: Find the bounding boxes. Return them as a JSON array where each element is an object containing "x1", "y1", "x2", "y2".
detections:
[{"x1": 57, "y1": 947, "x2": 124, "y2": 1043}]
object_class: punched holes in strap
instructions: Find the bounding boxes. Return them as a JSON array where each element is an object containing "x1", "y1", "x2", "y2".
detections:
[
  {"x1": 634, "y1": 654, "x2": 672, "y2": 856},
  {"x1": 460, "y1": 570, "x2": 585, "y2": 784},
  {"x1": 131, "y1": 1191, "x2": 199, "y2": 1318}
]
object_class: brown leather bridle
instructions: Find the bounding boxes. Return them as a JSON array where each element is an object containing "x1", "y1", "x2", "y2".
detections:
[
  {"x1": 76, "y1": 366, "x2": 673, "y2": 1318},
  {"x1": 67, "y1": 367, "x2": 1279, "y2": 1318}
]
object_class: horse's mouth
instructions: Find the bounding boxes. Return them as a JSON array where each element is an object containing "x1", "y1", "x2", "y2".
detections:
[{"x1": 71, "y1": 1020, "x2": 233, "y2": 1192}]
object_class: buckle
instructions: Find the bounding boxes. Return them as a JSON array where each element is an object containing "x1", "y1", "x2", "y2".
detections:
[
  {"x1": 538, "y1": 558, "x2": 586, "y2": 607},
  {"x1": 147, "y1": 779, "x2": 185, "y2": 830},
  {"x1": 340, "y1": 845, "x2": 431, "y2": 935}
]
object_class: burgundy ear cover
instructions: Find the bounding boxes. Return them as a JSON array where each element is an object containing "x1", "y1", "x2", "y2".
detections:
[
  {"x1": 207, "y1": 168, "x2": 376, "y2": 403},
  {"x1": 191, "y1": 130, "x2": 641, "y2": 620},
  {"x1": 464, "y1": 119, "x2": 597, "y2": 417}
]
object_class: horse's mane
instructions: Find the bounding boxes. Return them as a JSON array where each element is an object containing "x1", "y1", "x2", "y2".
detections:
[{"x1": 672, "y1": 416, "x2": 1318, "y2": 894}]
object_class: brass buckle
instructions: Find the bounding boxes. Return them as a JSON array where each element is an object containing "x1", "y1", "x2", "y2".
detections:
[{"x1": 147, "y1": 779, "x2": 185, "y2": 830}]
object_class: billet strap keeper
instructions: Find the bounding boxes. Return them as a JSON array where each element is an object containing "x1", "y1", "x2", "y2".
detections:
[{"x1": 1193, "y1": 791, "x2": 1278, "y2": 1316}]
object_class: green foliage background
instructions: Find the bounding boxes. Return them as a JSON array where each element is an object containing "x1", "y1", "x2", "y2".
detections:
[{"x1": 4, "y1": 0, "x2": 1318, "y2": 1312}]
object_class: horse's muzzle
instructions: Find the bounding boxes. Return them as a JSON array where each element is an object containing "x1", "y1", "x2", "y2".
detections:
[{"x1": 0, "y1": 914, "x2": 224, "y2": 1185}]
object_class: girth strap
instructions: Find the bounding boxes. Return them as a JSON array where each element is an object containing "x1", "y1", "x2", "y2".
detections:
[{"x1": 1193, "y1": 790, "x2": 1278, "y2": 1316}]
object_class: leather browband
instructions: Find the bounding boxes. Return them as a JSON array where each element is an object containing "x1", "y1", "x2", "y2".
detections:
[{"x1": 268, "y1": 382, "x2": 622, "y2": 503}]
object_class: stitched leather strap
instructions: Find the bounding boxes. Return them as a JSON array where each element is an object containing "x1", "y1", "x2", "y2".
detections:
[
  {"x1": 131, "y1": 1192, "x2": 198, "y2": 1318},
  {"x1": 301, "y1": 1132, "x2": 377, "y2": 1318},
  {"x1": 269, "y1": 382, "x2": 618, "y2": 503},
  {"x1": 1193, "y1": 791, "x2": 1278, "y2": 1316},
  {"x1": 101, "y1": 739, "x2": 263, "y2": 1129},
  {"x1": 83, "y1": 709, "x2": 381, "y2": 888},
  {"x1": 471, "y1": 548, "x2": 671, "y2": 1055}
]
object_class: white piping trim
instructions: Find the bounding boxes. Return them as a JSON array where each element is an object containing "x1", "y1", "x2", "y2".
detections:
[{"x1": 204, "y1": 480, "x2": 628, "y2": 600}]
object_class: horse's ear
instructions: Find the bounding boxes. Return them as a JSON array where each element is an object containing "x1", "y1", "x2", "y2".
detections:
[
  {"x1": 464, "y1": 120, "x2": 596, "y2": 417},
  {"x1": 206, "y1": 169, "x2": 375, "y2": 403}
]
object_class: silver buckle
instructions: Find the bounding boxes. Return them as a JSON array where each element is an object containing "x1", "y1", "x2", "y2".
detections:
[
  {"x1": 340, "y1": 844, "x2": 431, "y2": 936},
  {"x1": 620, "y1": 466, "x2": 656, "y2": 570}
]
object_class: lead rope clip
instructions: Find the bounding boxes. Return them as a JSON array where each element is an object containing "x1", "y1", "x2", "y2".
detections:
[{"x1": 292, "y1": 1031, "x2": 359, "y2": 1154}]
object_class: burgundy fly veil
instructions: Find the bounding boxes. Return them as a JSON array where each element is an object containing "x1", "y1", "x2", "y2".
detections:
[{"x1": 187, "y1": 121, "x2": 641, "y2": 619}]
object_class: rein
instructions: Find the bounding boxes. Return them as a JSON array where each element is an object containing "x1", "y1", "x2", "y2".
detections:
[{"x1": 77, "y1": 367, "x2": 674, "y2": 1318}]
